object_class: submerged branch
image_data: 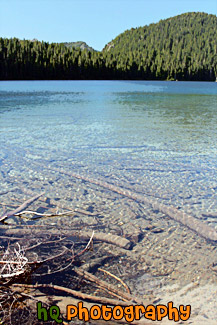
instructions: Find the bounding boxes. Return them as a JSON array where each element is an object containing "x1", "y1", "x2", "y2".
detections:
[
  {"x1": 14, "y1": 283, "x2": 131, "y2": 306},
  {"x1": 74, "y1": 267, "x2": 138, "y2": 303},
  {"x1": 0, "y1": 192, "x2": 44, "y2": 223}
]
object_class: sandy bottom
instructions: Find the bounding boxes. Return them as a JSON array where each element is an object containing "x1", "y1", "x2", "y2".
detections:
[{"x1": 155, "y1": 283, "x2": 217, "y2": 324}]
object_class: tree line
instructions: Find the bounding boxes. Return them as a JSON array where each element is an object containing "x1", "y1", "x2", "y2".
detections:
[{"x1": 0, "y1": 12, "x2": 216, "y2": 81}]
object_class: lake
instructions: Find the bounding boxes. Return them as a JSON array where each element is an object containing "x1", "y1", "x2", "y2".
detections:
[
  {"x1": 1, "y1": 81, "x2": 217, "y2": 322},
  {"x1": 0, "y1": 80, "x2": 216, "y2": 228}
]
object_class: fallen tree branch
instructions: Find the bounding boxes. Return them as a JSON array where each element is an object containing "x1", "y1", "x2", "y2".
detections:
[
  {"x1": 0, "y1": 192, "x2": 44, "y2": 223},
  {"x1": 13, "y1": 283, "x2": 132, "y2": 306},
  {"x1": 74, "y1": 231, "x2": 94, "y2": 257},
  {"x1": 29, "y1": 246, "x2": 69, "y2": 265},
  {"x1": 0, "y1": 243, "x2": 28, "y2": 279},
  {"x1": 98, "y1": 267, "x2": 131, "y2": 294},
  {"x1": 14, "y1": 210, "x2": 75, "y2": 218},
  {"x1": 2, "y1": 228, "x2": 132, "y2": 249},
  {"x1": 10, "y1": 207, "x2": 98, "y2": 219},
  {"x1": 74, "y1": 267, "x2": 140, "y2": 303}
]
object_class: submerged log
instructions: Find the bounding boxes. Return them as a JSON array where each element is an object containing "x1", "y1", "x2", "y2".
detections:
[
  {"x1": 1, "y1": 227, "x2": 132, "y2": 250},
  {"x1": 77, "y1": 231, "x2": 132, "y2": 249},
  {"x1": 14, "y1": 283, "x2": 131, "y2": 306},
  {"x1": 41, "y1": 165, "x2": 217, "y2": 242}
]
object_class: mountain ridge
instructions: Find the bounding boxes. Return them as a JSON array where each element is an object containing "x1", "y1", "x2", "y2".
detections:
[{"x1": 0, "y1": 12, "x2": 216, "y2": 80}]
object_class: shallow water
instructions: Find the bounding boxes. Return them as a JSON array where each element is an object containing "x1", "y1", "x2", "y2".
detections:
[
  {"x1": 1, "y1": 81, "x2": 217, "y2": 324},
  {"x1": 0, "y1": 80, "x2": 216, "y2": 229}
]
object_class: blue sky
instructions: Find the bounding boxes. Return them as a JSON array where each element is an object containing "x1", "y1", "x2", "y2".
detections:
[{"x1": 1, "y1": 0, "x2": 216, "y2": 51}]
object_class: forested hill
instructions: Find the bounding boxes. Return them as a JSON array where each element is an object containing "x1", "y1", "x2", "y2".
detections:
[
  {"x1": 103, "y1": 12, "x2": 217, "y2": 80},
  {"x1": 0, "y1": 12, "x2": 216, "y2": 81}
]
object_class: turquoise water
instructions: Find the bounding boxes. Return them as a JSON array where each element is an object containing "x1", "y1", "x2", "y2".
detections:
[{"x1": 0, "y1": 81, "x2": 217, "y2": 228}]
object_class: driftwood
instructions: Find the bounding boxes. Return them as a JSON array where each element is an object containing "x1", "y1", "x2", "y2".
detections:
[
  {"x1": 0, "y1": 243, "x2": 28, "y2": 279},
  {"x1": 14, "y1": 209, "x2": 75, "y2": 217},
  {"x1": 98, "y1": 267, "x2": 131, "y2": 294},
  {"x1": 0, "y1": 192, "x2": 44, "y2": 222},
  {"x1": 39, "y1": 165, "x2": 217, "y2": 242},
  {"x1": 74, "y1": 267, "x2": 139, "y2": 303},
  {"x1": 14, "y1": 283, "x2": 131, "y2": 306},
  {"x1": 14, "y1": 207, "x2": 98, "y2": 218},
  {"x1": 0, "y1": 227, "x2": 135, "y2": 324},
  {"x1": 2, "y1": 228, "x2": 132, "y2": 249}
]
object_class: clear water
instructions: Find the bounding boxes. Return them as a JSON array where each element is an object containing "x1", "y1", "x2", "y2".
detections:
[{"x1": 0, "y1": 81, "x2": 217, "y2": 227}]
